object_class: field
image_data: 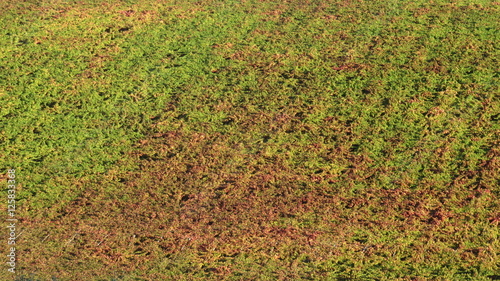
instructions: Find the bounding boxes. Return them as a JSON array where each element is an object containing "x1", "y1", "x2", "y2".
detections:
[{"x1": 1, "y1": 0, "x2": 499, "y2": 280}]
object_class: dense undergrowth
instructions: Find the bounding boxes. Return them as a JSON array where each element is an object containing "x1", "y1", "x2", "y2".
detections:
[{"x1": 1, "y1": 0, "x2": 499, "y2": 280}]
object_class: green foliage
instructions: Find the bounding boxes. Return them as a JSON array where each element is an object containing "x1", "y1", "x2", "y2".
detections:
[{"x1": 1, "y1": 0, "x2": 499, "y2": 280}]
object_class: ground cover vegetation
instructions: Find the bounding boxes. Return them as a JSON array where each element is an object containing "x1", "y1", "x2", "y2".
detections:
[{"x1": 1, "y1": 0, "x2": 499, "y2": 280}]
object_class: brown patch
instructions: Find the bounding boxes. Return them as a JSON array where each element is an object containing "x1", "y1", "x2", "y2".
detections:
[
  {"x1": 118, "y1": 9, "x2": 135, "y2": 17},
  {"x1": 332, "y1": 63, "x2": 368, "y2": 72},
  {"x1": 489, "y1": 213, "x2": 500, "y2": 225}
]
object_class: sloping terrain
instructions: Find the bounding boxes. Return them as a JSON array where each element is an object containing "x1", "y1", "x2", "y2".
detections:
[{"x1": 1, "y1": 0, "x2": 499, "y2": 280}]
